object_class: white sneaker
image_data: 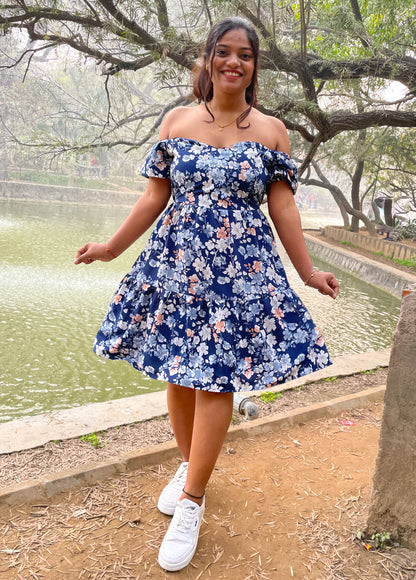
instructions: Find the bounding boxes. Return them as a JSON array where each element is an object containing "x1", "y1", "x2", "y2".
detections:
[
  {"x1": 158, "y1": 497, "x2": 205, "y2": 572},
  {"x1": 157, "y1": 462, "x2": 188, "y2": 516}
]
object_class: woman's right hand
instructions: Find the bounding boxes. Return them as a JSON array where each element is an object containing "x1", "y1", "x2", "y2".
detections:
[{"x1": 74, "y1": 242, "x2": 114, "y2": 265}]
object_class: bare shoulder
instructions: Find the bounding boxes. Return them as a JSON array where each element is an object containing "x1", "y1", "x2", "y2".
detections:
[
  {"x1": 160, "y1": 106, "x2": 199, "y2": 139},
  {"x1": 251, "y1": 110, "x2": 290, "y2": 153}
]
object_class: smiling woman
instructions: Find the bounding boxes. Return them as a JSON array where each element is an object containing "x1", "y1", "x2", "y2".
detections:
[{"x1": 74, "y1": 16, "x2": 339, "y2": 573}]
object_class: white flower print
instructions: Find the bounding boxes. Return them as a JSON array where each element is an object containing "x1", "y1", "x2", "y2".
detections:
[{"x1": 93, "y1": 138, "x2": 331, "y2": 393}]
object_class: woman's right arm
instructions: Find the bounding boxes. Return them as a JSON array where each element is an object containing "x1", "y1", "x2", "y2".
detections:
[{"x1": 74, "y1": 176, "x2": 171, "y2": 264}]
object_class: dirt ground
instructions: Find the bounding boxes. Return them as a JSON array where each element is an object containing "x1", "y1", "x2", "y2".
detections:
[{"x1": 1, "y1": 390, "x2": 416, "y2": 579}]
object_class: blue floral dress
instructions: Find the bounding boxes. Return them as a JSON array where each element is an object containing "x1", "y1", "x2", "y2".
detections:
[{"x1": 94, "y1": 138, "x2": 331, "y2": 392}]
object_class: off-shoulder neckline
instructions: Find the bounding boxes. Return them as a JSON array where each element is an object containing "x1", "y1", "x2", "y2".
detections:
[{"x1": 158, "y1": 137, "x2": 291, "y2": 157}]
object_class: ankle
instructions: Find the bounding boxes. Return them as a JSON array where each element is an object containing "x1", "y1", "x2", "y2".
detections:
[{"x1": 181, "y1": 488, "x2": 205, "y2": 505}]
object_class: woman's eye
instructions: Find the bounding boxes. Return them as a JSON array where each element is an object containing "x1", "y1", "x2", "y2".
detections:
[
  {"x1": 215, "y1": 49, "x2": 227, "y2": 56},
  {"x1": 241, "y1": 53, "x2": 253, "y2": 60}
]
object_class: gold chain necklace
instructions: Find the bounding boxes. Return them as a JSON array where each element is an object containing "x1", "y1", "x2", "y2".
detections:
[{"x1": 207, "y1": 104, "x2": 248, "y2": 132}]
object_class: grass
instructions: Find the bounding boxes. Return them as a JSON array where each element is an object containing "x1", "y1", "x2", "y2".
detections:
[
  {"x1": 260, "y1": 391, "x2": 283, "y2": 403},
  {"x1": 81, "y1": 431, "x2": 104, "y2": 448},
  {"x1": 360, "y1": 366, "x2": 382, "y2": 375},
  {"x1": 392, "y1": 256, "x2": 416, "y2": 270}
]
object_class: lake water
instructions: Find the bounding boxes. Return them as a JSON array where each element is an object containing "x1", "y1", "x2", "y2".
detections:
[{"x1": 0, "y1": 198, "x2": 400, "y2": 422}]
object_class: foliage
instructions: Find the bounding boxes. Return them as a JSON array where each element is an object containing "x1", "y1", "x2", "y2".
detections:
[
  {"x1": 80, "y1": 432, "x2": 104, "y2": 448},
  {"x1": 260, "y1": 390, "x2": 283, "y2": 403},
  {"x1": 371, "y1": 531, "x2": 392, "y2": 549},
  {"x1": 395, "y1": 220, "x2": 416, "y2": 241},
  {"x1": 0, "y1": 0, "x2": 415, "y2": 228}
]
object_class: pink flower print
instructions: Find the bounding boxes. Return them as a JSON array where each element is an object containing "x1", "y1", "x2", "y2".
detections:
[
  {"x1": 218, "y1": 198, "x2": 230, "y2": 208},
  {"x1": 109, "y1": 337, "x2": 121, "y2": 354},
  {"x1": 187, "y1": 192, "x2": 195, "y2": 203},
  {"x1": 162, "y1": 214, "x2": 172, "y2": 226},
  {"x1": 215, "y1": 320, "x2": 225, "y2": 333},
  {"x1": 268, "y1": 284, "x2": 275, "y2": 295},
  {"x1": 315, "y1": 329, "x2": 324, "y2": 346},
  {"x1": 245, "y1": 260, "x2": 262, "y2": 276},
  {"x1": 248, "y1": 325, "x2": 260, "y2": 337},
  {"x1": 217, "y1": 227, "x2": 228, "y2": 239},
  {"x1": 239, "y1": 160, "x2": 250, "y2": 181},
  {"x1": 131, "y1": 314, "x2": 143, "y2": 324},
  {"x1": 217, "y1": 217, "x2": 231, "y2": 239},
  {"x1": 174, "y1": 249, "x2": 184, "y2": 262},
  {"x1": 113, "y1": 293, "x2": 122, "y2": 305},
  {"x1": 156, "y1": 150, "x2": 167, "y2": 171},
  {"x1": 244, "y1": 357, "x2": 254, "y2": 379},
  {"x1": 274, "y1": 307, "x2": 285, "y2": 328},
  {"x1": 142, "y1": 283, "x2": 150, "y2": 291},
  {"x1": 247, "y1": 227, "x2": 256, "y2": 235},
  {"x1": 186, "y1": 328, "x2": 194, "y2": 338},
  {"x1": 170, "y1": 355, "x2": 181, "y2": 375},
  {"x1": 274, "y1": 307, "x2": 283, "y2": 319},
  {"x1": 188, "y1": 274, "x2": 199, "y2": 295}
]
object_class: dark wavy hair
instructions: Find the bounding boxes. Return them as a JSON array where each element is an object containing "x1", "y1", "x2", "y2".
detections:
[{"x1": 192, "y1": 17, "x2": 260, "y2": 128}]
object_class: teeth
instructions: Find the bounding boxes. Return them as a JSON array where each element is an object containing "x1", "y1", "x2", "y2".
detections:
[{"x1": 224, "y1": 72, "x2": 240, "y2": 77}]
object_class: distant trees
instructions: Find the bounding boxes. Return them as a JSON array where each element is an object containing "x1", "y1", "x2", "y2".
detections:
[{"x1": 1, "y1": 0, "x2": 415, "y2": 229}]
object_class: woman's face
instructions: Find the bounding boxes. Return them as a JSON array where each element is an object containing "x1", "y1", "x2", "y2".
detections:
[{"x1": 209, "y1": 28, "x2": 255, "y2": 98}]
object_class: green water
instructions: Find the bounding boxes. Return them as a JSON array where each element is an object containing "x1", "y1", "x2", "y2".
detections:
[{"x1": 0, "y1": 198, "x2": 400, "y2": 422}]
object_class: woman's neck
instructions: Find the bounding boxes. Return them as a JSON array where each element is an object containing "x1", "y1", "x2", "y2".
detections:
[{"x1": 209, "y1": 95, "x2": 248, "y2": 115}]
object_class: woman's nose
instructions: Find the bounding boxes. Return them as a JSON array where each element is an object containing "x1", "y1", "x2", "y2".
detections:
[{"x1": 225, "y1": 52, "x2": 239, "y2": 67}]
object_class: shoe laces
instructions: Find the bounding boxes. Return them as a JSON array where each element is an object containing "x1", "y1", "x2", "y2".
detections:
[
  {"x1": 171, "y1": 464, "x2": 188, "y2": 491},
  {"x1": 172, "y1": 501, "x2": 198, "y2": 534}
]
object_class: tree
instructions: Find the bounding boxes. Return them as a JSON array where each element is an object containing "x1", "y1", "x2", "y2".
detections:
[{"x1": 1, "y1": 0, "x2": 415, "y2": 228}]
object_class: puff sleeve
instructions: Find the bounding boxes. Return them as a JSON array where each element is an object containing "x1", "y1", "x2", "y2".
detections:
[
  {"x1": 140, "y1": 141, "x2": 172, "y2": 179},
  {"x1": 264, "y1": 149, "x2": 298, "y2": 195}
]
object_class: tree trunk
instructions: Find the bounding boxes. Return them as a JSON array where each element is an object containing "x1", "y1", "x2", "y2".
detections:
[
  {"x1": 0, "y1": 131, "x2": 8, "y2": 181},
  {"x1": 351, "y1": 158, "x2": 364, "y2": 232},
  {"x1": 366, "y1": 293, "x2": 416, "y2": 548}
]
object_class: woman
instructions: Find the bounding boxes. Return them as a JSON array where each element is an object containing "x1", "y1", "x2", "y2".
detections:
[{"x1": 75, "y1": 17, "x2": 339, "y2": 572}]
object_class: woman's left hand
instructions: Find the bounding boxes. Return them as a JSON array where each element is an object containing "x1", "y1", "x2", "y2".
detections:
[{"x1": 306, "y1": 271, "x2": 339, "y2": 299}]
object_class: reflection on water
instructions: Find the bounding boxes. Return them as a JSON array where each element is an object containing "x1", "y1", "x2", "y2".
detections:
[{"x1": 0, "y1": 198, "x2": 400, "y2": 422}]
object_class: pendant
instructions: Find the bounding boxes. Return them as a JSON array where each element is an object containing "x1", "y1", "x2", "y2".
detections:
[{"x1": 218, "y1": 126, "x2": 223, "y2": 131}]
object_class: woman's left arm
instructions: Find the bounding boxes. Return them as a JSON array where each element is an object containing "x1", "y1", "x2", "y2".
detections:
[{"x1": 268, "y1": 181, "x2": 339, "y2": 299}]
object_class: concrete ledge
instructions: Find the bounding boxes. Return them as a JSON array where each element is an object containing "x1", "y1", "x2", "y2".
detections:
[
  {"x1": 0, "y1": 386, "x2": 385, "y2": 507},
  {"x1": 40, "y1": 460, "x2": 127, "y2": 498},
  {"x1": 304, "y1": 233, "x2": 416, "y2": 298},
  {"x1": 227, "y1": 386, "x2": 385, "y2": 441}
]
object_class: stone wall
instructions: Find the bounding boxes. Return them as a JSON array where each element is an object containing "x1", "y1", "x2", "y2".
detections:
[
  {"x1": 304, "y1": 233, "x2": 416, "y2": 299},
  {"x1": 323, "y1": 226, "x2": 415, "y2": 262},
  {"x1": 0, "y1": 180, "x2": 141, "y2": 207}
]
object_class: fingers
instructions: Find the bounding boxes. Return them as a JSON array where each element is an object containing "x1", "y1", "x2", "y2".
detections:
[
  {"x1": 312, "y1": 272, "x2": 339, "y2": 299},
  {"x1": 74, "y1": 243, "x2": 94, "y2": 265},
  {"x1": 322, "y1": 275, "x2": 339, "y2": 299}
]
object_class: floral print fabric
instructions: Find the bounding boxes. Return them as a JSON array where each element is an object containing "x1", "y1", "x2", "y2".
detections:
[{"x1": 94, "y1": 138, "x2": 331, "y2": 392}]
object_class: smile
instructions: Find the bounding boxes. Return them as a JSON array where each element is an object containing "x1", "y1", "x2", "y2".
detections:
[{"x1": 222, "y1": 71, "x2": 242, "y2": 77}]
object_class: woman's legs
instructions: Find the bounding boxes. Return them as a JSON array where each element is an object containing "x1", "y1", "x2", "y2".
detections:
[
  {"x1": 182, "y1": 390, "x2": 233, "y2": 503},
  {"x1": 167, "y1": 382, "x2": 196, "y2": 461},
  {"x1": 167, "y1": 383, "x2": 234, "y2": 504},
  {"x1": 159, "y1": 386, "x2": 234, "y2": 571}
]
